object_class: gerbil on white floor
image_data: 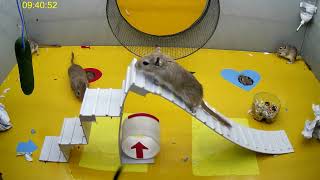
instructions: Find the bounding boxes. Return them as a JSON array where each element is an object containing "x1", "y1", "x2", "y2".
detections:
[
  {"x1": 135, "y1": 47, "x2": 231, "y2": 127},
  {"x1": 277, "y1": 45, "x2": 298, "y2": 64}
]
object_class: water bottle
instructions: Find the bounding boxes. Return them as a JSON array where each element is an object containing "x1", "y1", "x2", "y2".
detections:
[{"x1": 297, "y1": 0, "x2": 318, "y2": 31}]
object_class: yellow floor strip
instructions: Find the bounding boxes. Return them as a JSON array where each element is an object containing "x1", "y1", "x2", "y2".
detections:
[
  {"x1": 79, "y1": 114, "x2": 148, "y2": 172},
  {"x1": 192, "y1": 118, "x2": 259, "y2": 176}
]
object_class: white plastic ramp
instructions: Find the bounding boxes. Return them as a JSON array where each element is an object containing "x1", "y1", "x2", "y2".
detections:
[
  {"x1": 126, "y1": 59, "x2": 294, "y2": 154},
  {"x1": 80, "y1": 88, "x2": 125, "y2": 121}
]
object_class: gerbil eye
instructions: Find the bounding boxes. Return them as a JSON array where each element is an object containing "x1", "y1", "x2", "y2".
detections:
[
  {"x1": 77, "y1": 91, "x2": 81, "y2": 96},
  {"x1": 143, "y1": 61, "x2": 149, "y2": 65}
]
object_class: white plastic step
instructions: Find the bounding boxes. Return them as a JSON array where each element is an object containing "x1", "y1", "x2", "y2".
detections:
[
  {"x1": 80, "y1": 88, "x2": 124, "y2": 119},
  {"x1": 58, "y1": 117, "x2": 87, "y2": 145},
  {"x1": 39, "y1": 136, "x2": 69, "y2": 162}
]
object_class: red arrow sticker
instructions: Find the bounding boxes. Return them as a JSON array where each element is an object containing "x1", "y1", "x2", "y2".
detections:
[{"x1": 131, "y1": 142, "x2": 148, "y2": 159}]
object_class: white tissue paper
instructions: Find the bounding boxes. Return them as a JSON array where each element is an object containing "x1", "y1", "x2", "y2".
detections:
[
  {"x1": 24, "y1": 153, "x2": 33, "y2": 162},
  {"x1": 0, "y1": 103, "x2": 12, "y2": 131},
  {"x1": 16, "y1": 153, "x2": 33, "y2": 162},
  {"x1": 302, "y1": 104, "x2": 320, "y2": 139}
]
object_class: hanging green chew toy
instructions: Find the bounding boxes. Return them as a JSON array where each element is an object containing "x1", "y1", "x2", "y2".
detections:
[
  {"x1": 15, "y1": 37, "x2": 34, "y2": 95},
  {"x1": 15, "y1": 0, "x2": 34, "y2": 95}
]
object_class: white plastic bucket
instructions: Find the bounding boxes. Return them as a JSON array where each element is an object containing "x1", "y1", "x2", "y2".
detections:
[{"x1": 121, "y1": 113, "x2": 160, "y2": 159}]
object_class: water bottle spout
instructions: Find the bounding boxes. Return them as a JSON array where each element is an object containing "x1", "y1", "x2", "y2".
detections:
[
  {"x1": 297, "y1": 20, "x2": 305, "y2": 32},
  {"x1": 297, "y1": 1, "x2": 318, "y2": 32}
]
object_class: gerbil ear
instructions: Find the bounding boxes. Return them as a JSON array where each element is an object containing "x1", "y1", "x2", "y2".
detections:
[{"x1": 155, "y1": 57, "x2": 162, "y2": 66}]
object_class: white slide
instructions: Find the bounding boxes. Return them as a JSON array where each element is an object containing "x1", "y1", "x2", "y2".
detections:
[{"x1": 39, "y1": 59, "x2": 294, "y2": 163}]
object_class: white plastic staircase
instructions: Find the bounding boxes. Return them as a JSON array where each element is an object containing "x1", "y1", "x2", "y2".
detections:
[
  {"x1": 39, "y1": 58, "x2": 294, "y2": 163},
  {"x1": 39, "y1": 118, "x2": 88, "y2": 162}
]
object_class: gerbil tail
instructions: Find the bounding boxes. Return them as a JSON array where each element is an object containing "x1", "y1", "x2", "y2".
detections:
[
  {"x1": 113, "y1": 166, "x2": 123, "y2": 180},
  {"x1": 201, "y1": 101, "x2": 232, "y2": 128},
  {"x1": 71, "y1": 52, "x2": 75, "y2": 64}
]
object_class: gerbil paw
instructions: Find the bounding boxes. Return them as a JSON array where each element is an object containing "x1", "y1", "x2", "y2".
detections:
[{"x1": 190, "y1": 108, "x2": 197, "y2": 114}]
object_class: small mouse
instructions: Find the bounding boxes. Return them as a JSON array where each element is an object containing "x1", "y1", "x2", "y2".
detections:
[
  {"x1": 277, "y1": 45, "x2": 298, "y2": 64},
  {"x1": 68, "y1": 52, "x2": 88, "y2": 100},
  {"x1": 136, "y1": 47, "x2": 231, "y2": 127},
  {"x1": 28, "y1": 39, "x2": 61, "y2": 56},
  {"x1": 28, "y1": 39, "x2": 39, "y2": 56}
]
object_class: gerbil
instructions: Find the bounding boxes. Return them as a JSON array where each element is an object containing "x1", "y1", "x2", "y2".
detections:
[
  {"x1": 28, "y1": 39, "x2": 39, "y2": 55},
  {"x1": 28, "y1": 39, "x2": 61, "y2": 56},
  {"x1": 68, "y1": 52, "x2": 88, "y2": 100},
  {"x1": 136, "y1": 47, "x2": 231, "y2": 127},
  {"x1": 277, "y1": 45, "x2": 298, "y2": 64}
]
